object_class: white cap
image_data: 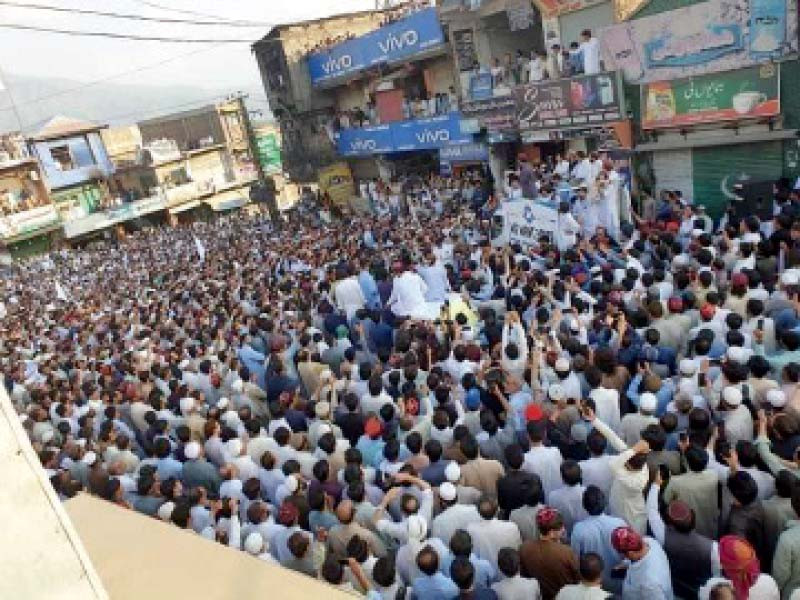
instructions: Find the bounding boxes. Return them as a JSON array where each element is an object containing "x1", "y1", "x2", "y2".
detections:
[
  {"x1": 285, "y1": 475, "x2": 299, "y2": 493},
  {"x1": 82, "y1": 451, "x2": 97, "y2": 466},
  {"x1": 723, "y1": 386, "x2": 743, "y2": 407},
  {"x1": 320, "y1": 369, "x2": 333, "y2": 382},
  {"x1": 767, "y1": 389, "x2": 787, "y2": 408},
  {"x1": 157, "y1": 501, "x2": 175, "y2": 522},
  {"x1": 226, "y1": 438, "x2": 243, "y2": 458},
  {"x1": 439, "y1": 482, "x2": 457, "y2": 502},
  {"x1": 782, "y1": 271, "x2": 800, "y2": 286},
  {"x1": 231, "y1": 379, "x2": 244, "y2": 393},
  {"x1": 727, "y1": 346, "x2": 748, "y2": 364},
  {"x1": 679, "y1": 359, "x2": 697, "y2": 376},
  {"x1": 217, "y1": 397, "x2": 230, "y2": 410},
  {"x1": 184, "y1": 441, "x2": 200, "y2": 460},
  {"x1": 555, "y1": 357, "x2": 570, "y2": 372},
  {"x1": 179, "y1": 397, "x2": 194, "y2": 416},
  {"x1": 639, "y1": 392, "x2": 657, "y2": 413},
  {"x1": 548, "y1": 384, "x2": 566, "y2": 402},
  {"x1": 445, "y1": 462, "x2": 461, "y2": 483},
  {"x1": 244, "y1": 532, "x2": 264, "y2": 555},
  {"x1": 41, "y1": 429, "x2": 55, "y2": 444}
]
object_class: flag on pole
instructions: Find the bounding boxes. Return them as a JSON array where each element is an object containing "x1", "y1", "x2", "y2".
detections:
[
  {"x1": 54, "y1": 280, "x2": 69, "y2": 301},
  {"x1": 194, "y1": 236, "x2": 206, "y2": 263}
]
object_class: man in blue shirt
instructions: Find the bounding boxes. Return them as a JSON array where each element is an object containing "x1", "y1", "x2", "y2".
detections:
[
  {"x1": 413, "y1": 545, "x2": 459, "y2": 600},
  {"x1": 358, "y1": 261, "x2": 381, "y2": 310},
  {"x1": 571, "y1": 486, "x2": 626, "y2": 594}
]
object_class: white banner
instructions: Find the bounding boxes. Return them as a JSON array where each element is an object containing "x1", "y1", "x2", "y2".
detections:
[
  {"x1": 504, "y1": 200, "x2": 559, "y2": 247},
  {"x1": 0, "y1": 204, "x2": 59, "y2": 239}
]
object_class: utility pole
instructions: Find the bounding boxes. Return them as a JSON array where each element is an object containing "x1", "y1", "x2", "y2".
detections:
[{"x1": 234, "y1": 92, "x2": 279, "y2": 224}]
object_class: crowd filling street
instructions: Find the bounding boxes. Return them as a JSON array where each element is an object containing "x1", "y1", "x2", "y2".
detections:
[{"x1": 8, "y1": 155, "x2": 800, "y2": 600}]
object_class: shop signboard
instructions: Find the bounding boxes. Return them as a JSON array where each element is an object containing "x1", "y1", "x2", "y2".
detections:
[
  {"x1": 600, "y1": 0, "x2": 798, "y2": 84},
  {"x1": 460, "y1": 95, "x2": 517, "y2": 133},
  {"x1": 0, "y1": 204, "x2": 60, "y2": 239},
  {"x1": 318, "y1": 162, "x2": 355, "y2": 209},
  {"x1": 307, "y1": 8, "x2": 445, "y2": 85},
  {"x1": 642, "y1": 64, "x2": 780, "y2": 129},
  {"x1": 337, "y1": 125, "x2": 395, "y2": 156},
  {"x1": 255, "y1": 133, "x2": 282, "y2": 174},
  {"x1": 439, "y1": 143, "x2": 489, "y2": 163},
  {"x1": 393, "y1": 114, "x2": 472, "y2": 151},
  {"x1": 514, "y1": 72, "x2": 624, "y2": 132},
  {"x1": 337, "y1": 113, "x2": 471, "y2": 156}
]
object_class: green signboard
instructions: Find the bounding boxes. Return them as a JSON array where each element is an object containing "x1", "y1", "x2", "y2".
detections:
[
  {"x1": 255, "y1": 133, "x2": 282, "y2": 174},
  {"x1": 642, "y1": 64, "x2": 780, "y2": 129}
]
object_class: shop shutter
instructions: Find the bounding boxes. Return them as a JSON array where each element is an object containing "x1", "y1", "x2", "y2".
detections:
[
  {"x1": 692, "y1": 141, "x2": 782, "y2": 218},
  {"x1": 652, "y1": 149, "x2": 693, "y2": 199}
]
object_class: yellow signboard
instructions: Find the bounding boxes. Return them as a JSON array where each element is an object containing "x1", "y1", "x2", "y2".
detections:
[{"x1": 318, "y1": 162, "x2": 354, "y2": 209}]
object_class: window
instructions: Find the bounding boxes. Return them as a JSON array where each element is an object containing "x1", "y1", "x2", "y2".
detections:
[{"x1": 50, "y1": 145, "x2": 74, "y2": 171}]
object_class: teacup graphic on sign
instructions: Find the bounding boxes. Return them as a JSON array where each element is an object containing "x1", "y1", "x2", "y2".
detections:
[{"x1": 732, "y1": 91, "x2": 767, "y2": 114}]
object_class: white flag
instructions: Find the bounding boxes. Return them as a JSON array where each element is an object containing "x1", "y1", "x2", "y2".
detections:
[
  {"x1": 54, "y1": 280, "x2": 69, "y2": 301},
  {"x1": 194, "y1": 236, "x2": 206, "y2": 263}
]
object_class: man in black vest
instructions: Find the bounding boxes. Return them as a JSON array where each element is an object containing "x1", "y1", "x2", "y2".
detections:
[{"x1": 648, "y1": 474, "x2": 716, "y2": 599}]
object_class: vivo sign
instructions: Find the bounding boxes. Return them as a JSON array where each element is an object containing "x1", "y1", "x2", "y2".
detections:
[
  {"x1": 308, "y1": 8, "x2": 444, "y2": 85},
  {"x1": 415, "y1": 129, "x2": 450, "y2": 144},
  {"x1": 337, "y1": 113, "x2": 471, "y2": 156},
  {"x1": 321, "y1": 54, "x2": 353, "y2": 75}
]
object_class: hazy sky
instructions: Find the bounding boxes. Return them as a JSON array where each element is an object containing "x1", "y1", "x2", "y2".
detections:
[{"x1": 0, "y1": 0, "x2": 375, "y2": 94}]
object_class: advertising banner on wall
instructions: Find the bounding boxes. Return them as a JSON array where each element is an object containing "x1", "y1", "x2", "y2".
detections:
[
  {"x1": 255, "y1": 133, "x2": 282, "y2": 174},
  {"x1": 514, "y1": 72, "x2": 624, "y2": 132},
  {"x1": 439, "y1": 143, "x2": 489, "y2": 163},
  {"x1": 318, "y1": 162, "x2": 355, "y2": 208},
  {"x1": 600, "y1": 0, "x2": 798, "y2": 84},
  {"x1": 460, "y1": 95, "x2": 518, "y2": 133},
  {"x1": 503, "y1": 201, "x2": 559, "y2": 246},
  {"x1": 307, "y1": 8, "x2": 445, "y2": 86},
  {"x1": 0, "y1": 204, "x2": 60, "y2": 240},
  {"x1": 642, "y1": 63, "x2": 780, "y2": 129},
  {"x1": 337, "y1": 113, "x2": 471, "y2": 156}
]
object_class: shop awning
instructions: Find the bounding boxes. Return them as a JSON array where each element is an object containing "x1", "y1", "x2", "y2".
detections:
[
  {"x1": 168, "y1": 199, "x2": 203, "y2": 214},
  {"x1": 635, "y1": 128, "x2": 798, "y2": 152},
  {"x1": 204, "y1": 195, "x2": 246, "y2": 212}
]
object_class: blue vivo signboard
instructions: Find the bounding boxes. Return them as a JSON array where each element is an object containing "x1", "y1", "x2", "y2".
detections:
[
  {"x1": 439, "y1": 143, "x2": 489, "y2": 163},
  {"x1": 307, "y1": 8, "x2": 445, "y2": 86},
  {"x1": 337, "y1": 125, "x2": 395, "y2": 156},
  {"x1": 337, "y1": 113, "x2": 472, "y2": 156}
]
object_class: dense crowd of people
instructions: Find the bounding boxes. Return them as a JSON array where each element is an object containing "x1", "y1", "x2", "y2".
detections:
[{"x1": 6, "y1": 159, "x2": 800, "y2": 600}]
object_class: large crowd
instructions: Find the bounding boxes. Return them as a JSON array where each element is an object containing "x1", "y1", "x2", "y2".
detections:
[{"x1": 5, "y1": 157, "x2": 800, "y2": 600}]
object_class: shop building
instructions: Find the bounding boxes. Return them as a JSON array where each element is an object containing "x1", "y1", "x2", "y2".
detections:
[
  {"x1": 254, "y1": 4, "x2": 469, "y2": 185},
  {"x1": 0, "y1": 156, "x2": 61, "y2": 258},
  {"x1": 27, "y1": 116, "x2": 115, "y2": 229},
  {"x1": 599, "y1": 0, "x2": 800, "y2": 216}
]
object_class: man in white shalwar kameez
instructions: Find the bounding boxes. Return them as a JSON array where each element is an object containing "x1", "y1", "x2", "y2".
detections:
[{"x1": 388, "y1": 266, "x2": 441, "y2": 320}]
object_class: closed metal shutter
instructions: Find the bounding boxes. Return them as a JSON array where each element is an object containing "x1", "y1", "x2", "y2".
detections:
[
  {"x1": 692, "y1": 141, "x2": 782, "y2": 217},
  {"x1": 652, "y1": 149, "x2": 693, "y2": 200}
]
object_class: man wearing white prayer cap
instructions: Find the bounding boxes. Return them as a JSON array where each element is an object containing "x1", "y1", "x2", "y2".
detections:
[{"x1": 431, "y1": 481, "x2": 481, "y2": 546}]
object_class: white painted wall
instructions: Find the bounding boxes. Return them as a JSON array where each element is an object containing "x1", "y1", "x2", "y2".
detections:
[{"x1": 0, "y1": 388, "x2": 108, "y2": 600}]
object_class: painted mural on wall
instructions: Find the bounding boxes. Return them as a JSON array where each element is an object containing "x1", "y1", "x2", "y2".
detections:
[{"x1": 599, "y1": 0, "x2": 798, "y2": 83}]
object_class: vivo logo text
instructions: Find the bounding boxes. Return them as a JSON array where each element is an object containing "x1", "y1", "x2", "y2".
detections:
[
  {"x1": 321, "y1": 54, "x2": 353, "y2": 75},
  {"x1": 378, "y1": 30, "x2": 419, "y2": 54},
  {"x1": 415, "y1": 129, "x2": 450, "y2": 144},
  {"x1": 350, "y1": 139, "x2": 378, "y2": 152}
]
